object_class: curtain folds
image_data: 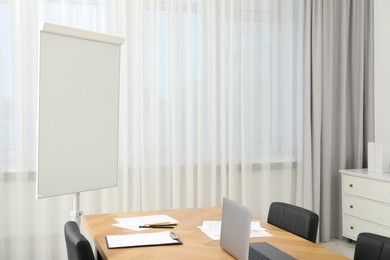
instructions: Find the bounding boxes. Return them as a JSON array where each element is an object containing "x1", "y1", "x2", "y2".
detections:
[
  {"x1": 125, "y1": 0, "x2": 302, "y2": 213},
  {"x1": 301, "y1": 0, "x2": 374, "y2": 241}
]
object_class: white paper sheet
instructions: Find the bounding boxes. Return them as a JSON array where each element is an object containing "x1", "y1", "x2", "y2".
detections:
[
  {"x1": 199, "y1": 221, "x2": 272, "y2": 240},
  {"x1": 106, "y1": 231, "x2": 180, "y2": 248},
  {"x1": 113, "y1": 214, "x2": 179, "y2": 231}
]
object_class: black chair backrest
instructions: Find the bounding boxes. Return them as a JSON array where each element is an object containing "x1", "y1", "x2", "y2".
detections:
[
  {"x1": 64, "y1": 221, "x2": 95, "y2": 260},
  {"x1": 267, "y1": 202, "x2": 319, "y2": 243},
  {"x1": 354, "y1": 232, "x2": 390, "y2": 260}
]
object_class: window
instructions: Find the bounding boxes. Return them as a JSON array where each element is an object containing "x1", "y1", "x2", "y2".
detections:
[
  {"x1": 141, "y1": 1, "x2": 297, "y2": 163},
  {"x1": 42, "y1": 0, "x2": 109, "y2": 32},
  {"x1": 0, "y1": 2, "x2": 13, "y2": 153}
]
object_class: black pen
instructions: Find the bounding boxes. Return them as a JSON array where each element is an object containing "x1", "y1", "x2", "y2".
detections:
[{"x1": 139, "y1": 224, "x2": 176, "y2": 228}]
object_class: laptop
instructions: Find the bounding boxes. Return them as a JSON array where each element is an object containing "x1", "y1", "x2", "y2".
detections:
[{"x1": 220, "y1": 197, "x2": 295, "y2": 260}]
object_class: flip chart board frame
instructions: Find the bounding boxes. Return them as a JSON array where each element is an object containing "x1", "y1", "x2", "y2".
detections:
[{"x1": 37, "y1": 23, "x2": 124, "y2": 198}]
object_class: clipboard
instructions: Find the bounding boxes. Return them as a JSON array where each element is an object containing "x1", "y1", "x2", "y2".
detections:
[{"x1": 106, "y1": 231, "x2": 183, "y2": 249}]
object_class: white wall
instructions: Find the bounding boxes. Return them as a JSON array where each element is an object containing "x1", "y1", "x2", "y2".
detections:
[{"x1": 375, "y1": 0, "x2": 390, "y2": 143}]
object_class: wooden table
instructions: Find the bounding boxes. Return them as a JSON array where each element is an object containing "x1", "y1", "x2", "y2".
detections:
[{"x1": 82, "y1": 207, "x2": 349, "y2": 260}]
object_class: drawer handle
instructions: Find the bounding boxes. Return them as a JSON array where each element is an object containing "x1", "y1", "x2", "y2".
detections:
[
  {"x1": 349, "y1": 205, "x2": 353, "y2": 209},
  {"x1": 349, "y1": 184, "x2": 353, "y2": 188},
  {"x1": 350, "y1": 226, "x2": 354, "y2": 230}
]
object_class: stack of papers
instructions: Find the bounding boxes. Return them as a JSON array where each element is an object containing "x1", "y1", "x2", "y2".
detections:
[
  {"x1": 199, "y1": 221, "x2": 272, "y2": 240},
  {"x1": 113, "y1": 214, "x2": 179, "y2": 231},
  {"x1": 106, "y1": 231, "x2": 182, "y2": 248}
]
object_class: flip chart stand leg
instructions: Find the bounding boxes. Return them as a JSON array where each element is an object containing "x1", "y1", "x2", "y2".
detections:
[{"x1": 70, "y1": 192, "x2": 83, "y2": 226}]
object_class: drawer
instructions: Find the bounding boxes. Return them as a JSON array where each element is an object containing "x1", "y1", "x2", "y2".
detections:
[
  {"x1": 343, "y1": 215, "x2": 390, "y2": 241},
  {"x1": 342, "y1": 174, "x2": 390, "y2": 203},
  {"x1": 343, "y1": 195, "x2": 390, "y2": 227}
]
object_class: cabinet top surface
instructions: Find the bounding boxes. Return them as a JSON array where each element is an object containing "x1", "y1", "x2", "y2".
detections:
[{"x1": 340, "y1": 168, "x2": 390, "y2": 182}]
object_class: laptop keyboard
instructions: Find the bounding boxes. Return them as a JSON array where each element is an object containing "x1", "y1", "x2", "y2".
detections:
[{"x1": 248, "y1": 245, "x2": 272, "y2": 260}]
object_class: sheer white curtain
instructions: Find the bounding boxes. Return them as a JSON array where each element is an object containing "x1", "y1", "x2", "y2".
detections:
[
  {"x1": 126, "y1": 0, "x2": 303, "y2": 212},
  {"x1": 0, "y1": 0, "x2": 303, "y2": 259}
]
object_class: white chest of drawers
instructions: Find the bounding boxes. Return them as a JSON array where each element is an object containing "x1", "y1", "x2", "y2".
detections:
[{"x1": 340, "y1": 168, "x2": 390, "y2": 240}]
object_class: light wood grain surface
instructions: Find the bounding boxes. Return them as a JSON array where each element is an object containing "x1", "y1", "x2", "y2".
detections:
[{"x1": 82, "y1": 207, "x2": 349, "y2": 260}]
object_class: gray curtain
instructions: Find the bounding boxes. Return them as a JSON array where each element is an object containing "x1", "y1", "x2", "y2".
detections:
[{"x1": 302, "y1": 0, "x2": 374, "y2": 241}]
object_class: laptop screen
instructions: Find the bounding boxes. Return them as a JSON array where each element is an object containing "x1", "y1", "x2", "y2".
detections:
[{"x1": 220, "y1": 197, "x2": 252, "y2": 260}]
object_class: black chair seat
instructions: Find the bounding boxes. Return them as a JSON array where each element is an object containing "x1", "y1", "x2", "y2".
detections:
[
  {"x1": 354, "y1": 232, "x2": 390, "y2": 260},
  {"x1": 64, "y1": 221, "x2": 95, "y2": 260},
  {"x1": 267, "y1": 202, "x2": 319, "y2": 243}
]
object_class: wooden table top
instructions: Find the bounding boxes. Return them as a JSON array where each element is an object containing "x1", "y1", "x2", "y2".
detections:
[{"x1": 82, "y1": 207, "x2": 349, "y2": 260}]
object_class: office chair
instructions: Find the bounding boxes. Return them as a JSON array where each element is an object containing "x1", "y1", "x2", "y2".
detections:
[
  {"x1": 354, "y1": 232, "x2": 390, "y2": 260},
  {"x1": 267, "y1": 202, "x2": 319, "y2": 243},
  {"x1": 64, "y1": 221, "x2": 95, "y2": 260}
]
